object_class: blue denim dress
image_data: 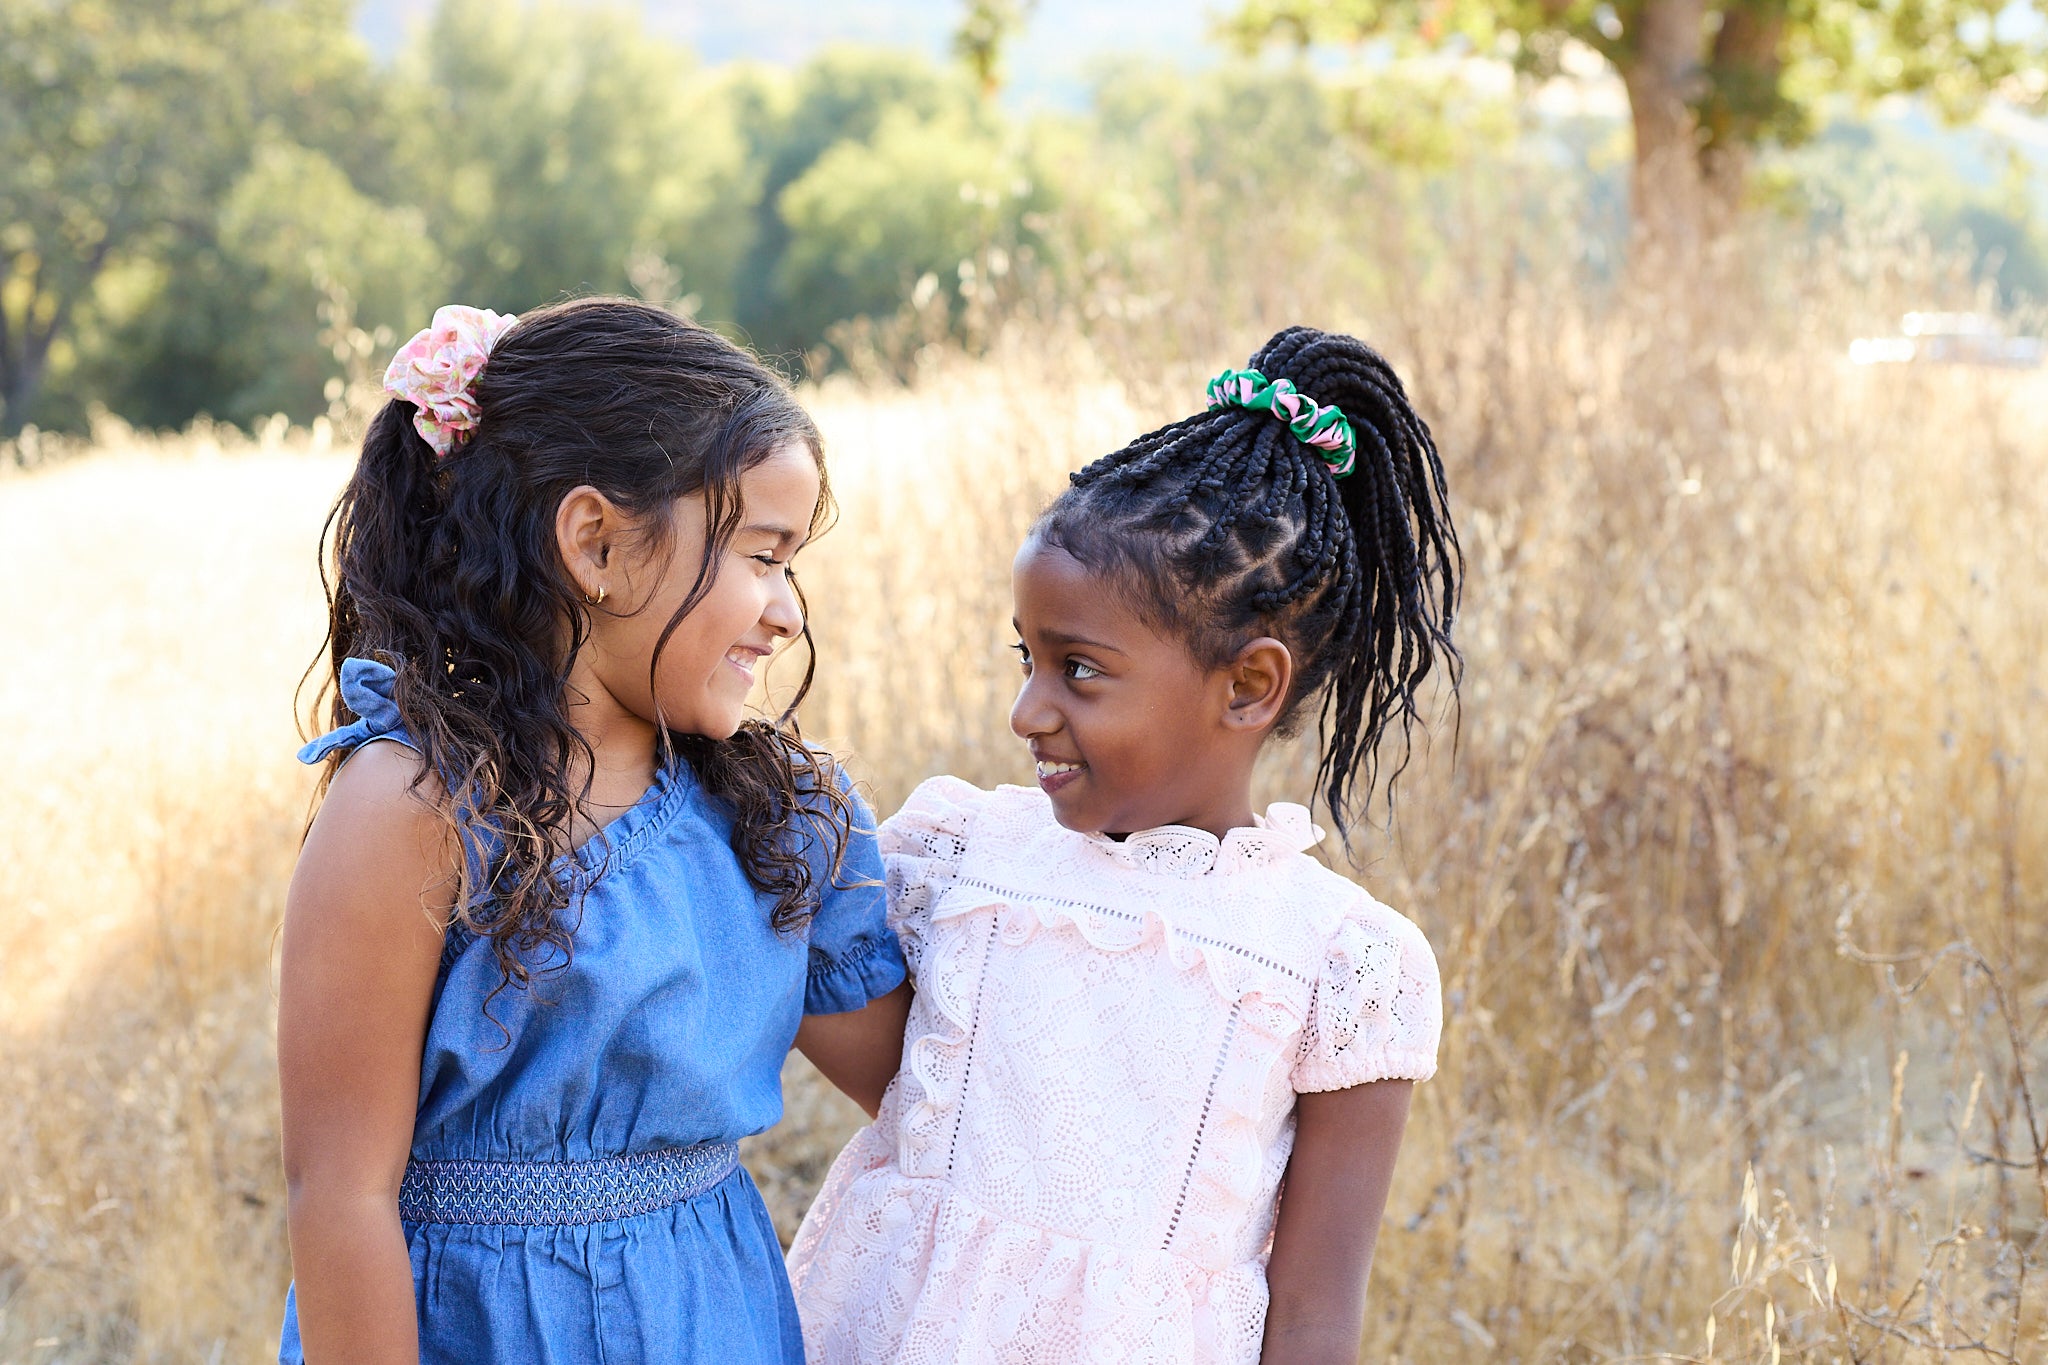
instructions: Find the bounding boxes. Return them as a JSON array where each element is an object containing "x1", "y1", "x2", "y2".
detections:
[{"x1": 278, "y1": 659, "x2": 906, "y2": 1364}]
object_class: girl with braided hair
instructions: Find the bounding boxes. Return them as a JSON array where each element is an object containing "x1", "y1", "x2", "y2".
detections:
[{"x1": 788, "y1": 326, "x2": 1459, "y2": 1364}]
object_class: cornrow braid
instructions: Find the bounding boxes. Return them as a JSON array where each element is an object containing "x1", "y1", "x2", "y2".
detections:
[{"x1": 1034, "y1": 326, "x2": 1461, "y2": 836}]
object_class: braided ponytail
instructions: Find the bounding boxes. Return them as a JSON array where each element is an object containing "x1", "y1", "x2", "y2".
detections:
[{"x1": 1033, "y1": 326, "x2": 1460, "y2": 835}]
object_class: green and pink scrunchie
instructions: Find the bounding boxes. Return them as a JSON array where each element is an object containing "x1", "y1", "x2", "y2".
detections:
[{"x1": 1206, "y1": 368, "x2": 1357, "y2": 479}]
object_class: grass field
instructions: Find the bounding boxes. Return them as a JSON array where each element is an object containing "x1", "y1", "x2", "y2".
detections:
[{"x1": 2, "y1": 292, "x2": 2044, "y2": 1361}]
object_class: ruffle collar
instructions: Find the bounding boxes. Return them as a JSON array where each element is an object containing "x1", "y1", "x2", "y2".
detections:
[{"x1": 1080, "y1": 802, "x2": 1323, "y2": 879}]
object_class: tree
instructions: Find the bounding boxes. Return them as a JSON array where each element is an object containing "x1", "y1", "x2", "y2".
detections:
[
  {"x1": 728, "y1": 47, "x2": 974, "y2": 356},
  {"x1": 954, "y1": 0, "x2": 1040, "y2": 96},
  {"x1": 213, "y1": 140, "x2": 447, "y2": 420},
  {"x1": 774, "y1": 103, "x2": 1044, "y2": 350},
  {"x1": 0, "y1": 0, "x2": 366, "y2": 433},
  {"x1": 384, "y1": 0, "x2": 756, "y2": 325},
  {"x1": 1225, "y1": 1, "x2": 2048, "y2": 252}
]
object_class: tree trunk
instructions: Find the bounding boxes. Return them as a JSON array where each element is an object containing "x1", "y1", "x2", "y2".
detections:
[
  {"x1": 0, "y1": 283, "x2": 17, "y2": 438},
  {"x1": 0, "y1": 244, "x2": 102, "y2": 438},
  {"x1": 1620, "y1": 0, "x2": 1711, "y2": 263},
  {"x1": 1699, "y1": 1, "x2": 1787, "y2": 228},
  {"x1": 0, "y1": 316, "x2": 55, "y2": 440},
  {"x1": 0, "y1": 347, "x2": 40, "y2": 441}
]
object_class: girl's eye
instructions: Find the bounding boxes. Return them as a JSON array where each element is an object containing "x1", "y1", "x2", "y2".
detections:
[
  {"x1": 1010, "y1": 642, "x2": 1030, "y2": 672},
  {"x1": 1064, "y1": 659, "x2": 1102, "y2": 682},
  {"x1": 751, "y1": 553, "x2": 789, "y2": 574}
]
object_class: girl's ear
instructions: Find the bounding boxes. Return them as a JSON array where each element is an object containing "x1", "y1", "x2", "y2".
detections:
[
  {"x1": 1224, "y1": 637, "x2": 1292, "y2": 733},
  {"x1": 554, "y1": 485, "x2": 619, "y2": 601}
]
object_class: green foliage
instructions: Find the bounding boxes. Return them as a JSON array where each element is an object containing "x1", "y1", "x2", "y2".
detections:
[
  {"x1": 1092, "y1": 61, "x2": 1345, "y2": 174},
  {"x1": 728, "y1": 47, "x2": 975, "y2": 354},
  {"x1": 775, "y1": 103, "x2": 1044, "y2": 350},
  {"x1": 5, "y1": 0, "x2": 2040, "y2": 434},
  {"x1": 1762, "y1": 111, "x2": 2048, "y2": 305},
  {"x1": 1076, "y1": 61, "x2": 1366, "y2": 290},
  {"x1": 54, "y1": 126, "x2": 446, "y2": 432},
  {"x1": 1226, "y1": 0, "x2": 2048, "y2": 120},
  {"x1": 1075, "y1": 57, "x2": 1526, "y2": 285},
  {"x1": 954, "y1": 0, "x2": 1039, "y2": 95},
  {"x1": 0, "y1": 0, "x2": 371, "y2": 431},
  {"x1": 1099, "y1": 51, "x2": 1517, "y2": 178},
  {"x1": 214, "y1": 140, "x2": 445, "y2": 418},
  {"x1": 1225, "y1": 0, "x2": 2048, "y2": 231},
  {"x1": 386, "y1": 0, "x2": 756, "y2": 322},
  {"x1": 1794, "y1": 1, "x2": 2048, "y2": 118}
]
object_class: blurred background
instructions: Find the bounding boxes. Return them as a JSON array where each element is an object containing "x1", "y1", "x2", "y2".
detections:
[{"x1": 2, "y1": 1, "x2": 2045, "y2": 1362}]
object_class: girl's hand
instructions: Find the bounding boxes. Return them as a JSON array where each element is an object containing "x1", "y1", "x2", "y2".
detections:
[
  {"x1": 793, "y1": 982, "x2": 913, "y2": 1118},
  {"x1": 278, "y1": 741, "x2": 453, "y2": 1364},
  {"x1": 1259, "y1": 1079, "x2": 1415, "y2": 1365}
]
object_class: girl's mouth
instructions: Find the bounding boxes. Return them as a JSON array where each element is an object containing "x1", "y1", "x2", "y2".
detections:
[
  {"x1": 726, "y1": 646, "x2": 765, "y2": 681},
  {"x1": 1035, "y1": 759, "x2": 1085, "y2": 794}
]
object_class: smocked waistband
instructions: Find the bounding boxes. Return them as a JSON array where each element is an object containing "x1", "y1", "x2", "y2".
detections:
[{"x1": 398, "y1": 1141, "x2": 740, "y2": 1226}]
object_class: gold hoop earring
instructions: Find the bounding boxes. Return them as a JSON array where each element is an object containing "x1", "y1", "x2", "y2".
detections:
[{"x1": 586, "y1": 585, "x2": 608, "y2": 607}]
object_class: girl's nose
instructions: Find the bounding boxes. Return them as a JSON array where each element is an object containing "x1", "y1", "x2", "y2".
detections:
[
  {"x1": 1009, "y1": 673, "x2": 1057, "y2": 741},
  {"x1": 762, "y1": 570, "x2": 803, "y2": 639}
]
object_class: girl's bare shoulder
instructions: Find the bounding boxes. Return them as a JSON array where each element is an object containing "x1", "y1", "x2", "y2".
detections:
[{"x1": 296, "y1": 739, "x2": 458, "y2": 925}]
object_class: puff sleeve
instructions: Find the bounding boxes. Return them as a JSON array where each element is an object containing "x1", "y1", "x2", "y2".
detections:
[
  {"x1": 876, "y1": 776, "x2": 985, "y2": 985},
  {"x1": 1291, "y1": 894, "x2": 1442, "y2": 1092},
  {"x1": 802, "y1": 778, "x2": 909, "y2": 1015}
]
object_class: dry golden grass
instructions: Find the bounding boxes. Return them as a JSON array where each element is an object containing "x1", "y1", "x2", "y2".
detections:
[
  {"x1": 2, "y1": 257, "x2": 2044, "y2": 1363},
  {"x1": 1, "y1": 425, "x2": 342, "y2": 1363}
]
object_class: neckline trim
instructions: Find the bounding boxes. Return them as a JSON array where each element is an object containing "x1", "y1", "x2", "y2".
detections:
[
  {"x1": 566, "y1": 759, "x2": 691, "y2": 882},
  {"x1": 1078, "y1": 802, "x2": 1323, "y2": 879}
]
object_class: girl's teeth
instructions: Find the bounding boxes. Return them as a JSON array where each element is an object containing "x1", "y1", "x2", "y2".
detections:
[{"x1": 1035, "y1": 761, "x2": 1082, "y2": 778}]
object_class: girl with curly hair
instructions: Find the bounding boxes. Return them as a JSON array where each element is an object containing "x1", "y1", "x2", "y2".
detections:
[{"x1": 278, "y1": 298, "x2": 910, "y2": 1364}]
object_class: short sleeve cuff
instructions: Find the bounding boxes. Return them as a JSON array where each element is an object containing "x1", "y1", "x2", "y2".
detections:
[
  {"x1": 804, "y1": 933, "x2": 908, "y2": 1015},
  {"x1": 1290, "y1": 899, "x2": 1442, "y2": 1093},
  {"x1": 1292, "y1": 1045, "x2": 1439, "y2": 1093}
]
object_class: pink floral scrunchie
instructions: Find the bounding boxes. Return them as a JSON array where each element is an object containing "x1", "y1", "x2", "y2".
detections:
[{"x1": 382, "y1": 305, "x2": 520, "y2": 456}]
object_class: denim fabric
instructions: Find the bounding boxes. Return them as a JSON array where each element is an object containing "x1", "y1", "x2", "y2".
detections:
[{"x1": 280, "y1": 659, "x2": 905, "y2": 1364}]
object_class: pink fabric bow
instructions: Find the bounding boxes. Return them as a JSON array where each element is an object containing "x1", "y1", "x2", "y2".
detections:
[{"x1": 382, "y1": 305, "x2": 520, "y2": 456}]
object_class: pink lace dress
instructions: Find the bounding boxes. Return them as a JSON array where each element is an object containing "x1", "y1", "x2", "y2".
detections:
[{"x1": 786, "y1": 777, "x2": 1442, "y2": 1364}]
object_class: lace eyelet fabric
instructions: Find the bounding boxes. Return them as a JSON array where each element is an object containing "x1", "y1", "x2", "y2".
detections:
[{"x1": 788, "y1": 778, "x2": 1442, "y2": 1364}]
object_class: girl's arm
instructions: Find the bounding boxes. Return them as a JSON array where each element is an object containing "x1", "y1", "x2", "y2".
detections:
[
  {"x1": 1259, "y1": 1079, "x2": 1415, "y2": 1365},
  {"x1": 793, "y1": 982, "x2": 913, "y2": 1117},
  {"x1": 278, "y1": 742, "x2": 452, "y2": 1365}
]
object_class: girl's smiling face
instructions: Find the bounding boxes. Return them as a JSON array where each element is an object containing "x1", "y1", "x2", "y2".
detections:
[
  {"x1": 569, "y1": 441, "x2": 821, "y2": 744},
  {"x1": 1008, "y1": 534, "x2": 1285, "y2": 839}
]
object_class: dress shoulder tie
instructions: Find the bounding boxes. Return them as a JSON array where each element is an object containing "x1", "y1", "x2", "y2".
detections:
[{"x1": 298, "y1": 657, "x2": 416, "y2": 763}]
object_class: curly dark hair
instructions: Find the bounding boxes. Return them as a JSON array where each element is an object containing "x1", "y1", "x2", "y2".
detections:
[
  {"x1": 306, "y1": 296, "x2": 856, "y2": 996},
  {"x1": 1034, "y1": 325, "x2": 1461, "y2": 835}
]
